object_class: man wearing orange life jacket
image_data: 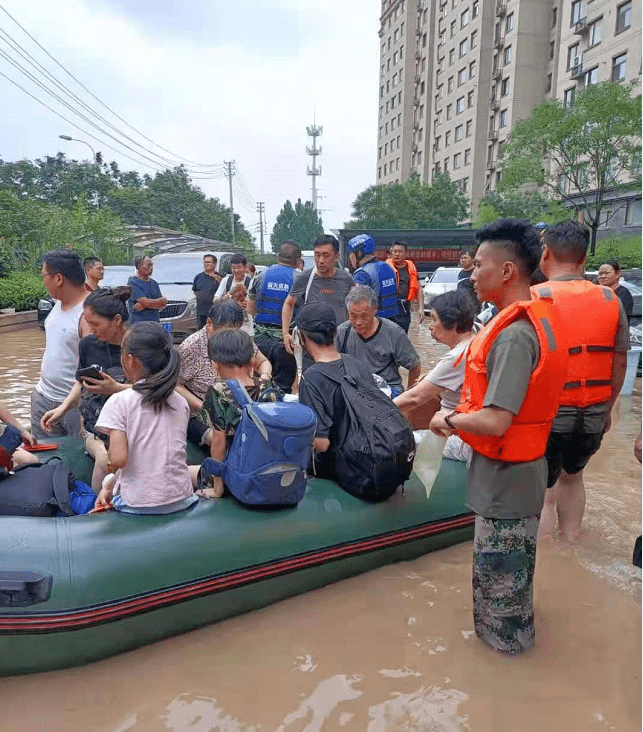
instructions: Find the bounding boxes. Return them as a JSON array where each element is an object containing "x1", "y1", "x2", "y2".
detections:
[
  {"x1": 533, "y1": 221, "x2": 630, "y2": 541},
  {"x1": 430, "y1": 219, "x2": 567, "y2": 655},
  {"x1": 386, "y1": 241, "x2": 424, "y2": 333}
]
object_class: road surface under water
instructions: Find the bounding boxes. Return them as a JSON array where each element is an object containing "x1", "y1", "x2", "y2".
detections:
[{"x1": 0, "y1": 323, "x2": 640, "y2": 732}]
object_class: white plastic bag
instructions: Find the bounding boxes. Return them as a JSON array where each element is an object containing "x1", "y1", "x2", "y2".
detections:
[{"x1": 413, "y1": 430, "x2": 446, "y2": 500}]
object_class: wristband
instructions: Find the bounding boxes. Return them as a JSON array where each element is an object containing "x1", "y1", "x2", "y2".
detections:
[{"x1": 444, "y1": 411, "x2": 458, "y2": 430}]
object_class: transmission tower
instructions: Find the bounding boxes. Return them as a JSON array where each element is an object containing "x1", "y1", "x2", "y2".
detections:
[{"x1": 306, "y1": 121, "x2": 322, "y2": 212}]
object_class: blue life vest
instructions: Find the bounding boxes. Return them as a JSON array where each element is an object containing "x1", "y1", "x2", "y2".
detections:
[
  {"x1": 357, "y1": 260, "x2": 398, "y2": 319},
  {"x1": 254, "y1": 264, "x2": 296, "y2": 327},
  {"x1": 201, "y1": 381, "x2": 317, "y2": 506}
]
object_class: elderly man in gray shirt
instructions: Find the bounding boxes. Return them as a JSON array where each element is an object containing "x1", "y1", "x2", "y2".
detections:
[{"x1": 336, "y1": 287, "x2": 421, "y2": 395}]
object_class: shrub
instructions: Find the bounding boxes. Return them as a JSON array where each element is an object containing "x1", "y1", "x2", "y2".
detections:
[
  {"x1": 585, "y1": 234, "x2": 642, "y2": 270},
  {"x1": 0, "y1": 272, "x2": 47, "y2": 311}
]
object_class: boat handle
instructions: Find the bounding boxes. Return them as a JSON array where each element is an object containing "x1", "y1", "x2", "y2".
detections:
[{"x1": 0, "y1": 571, "x2": 53, "y2": 607}]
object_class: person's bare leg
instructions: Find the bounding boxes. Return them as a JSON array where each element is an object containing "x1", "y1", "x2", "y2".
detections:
[
  {"x1": 538, "y1": 484, "x2": 559, "y2": 538},
  {"x1": 11, "y1": 447, "x2": 39, "y2": 466},
  {"x1": 188, "y1": 464, "x2": 200, "y2": 488},
  {"x1": 555, "y1": 468, "x2": 586, "y2": 541},
  {"x1": 84, "y1": 434, "x2": 109, "y2": 494}
]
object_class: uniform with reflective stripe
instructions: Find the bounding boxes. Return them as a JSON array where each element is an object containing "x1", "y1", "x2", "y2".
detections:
[
  {"x1": 254, "y1": 264, "x2": 296, "y2": 326},
  {"x1": 356, "y1": 260, "x2": 399, "y2": 318},
  {"x1": 386, "y1": 257, "x2": 420, "y2": 304},
  {"x1": 531, "y1": 280, "x2": 620, "y2": 408},
  {"x1": 456, "y1": 298, "x2": 567, "y2": 462}
]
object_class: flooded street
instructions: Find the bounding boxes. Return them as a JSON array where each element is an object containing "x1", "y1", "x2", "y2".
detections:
[{"x1": 0, "y1": 323, "x2": 640, "y2": 732}]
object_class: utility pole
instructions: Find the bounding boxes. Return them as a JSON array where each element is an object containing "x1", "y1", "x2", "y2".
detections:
[
  {"x1": 256, "y1": 202, "x2": 266, "y2": 254},
  {"x1": 224, "y1": 160, "x2": 236, "y2": 247},
  {"x1": 306, "y1": 120, "x2": 322, "y2": 212}
]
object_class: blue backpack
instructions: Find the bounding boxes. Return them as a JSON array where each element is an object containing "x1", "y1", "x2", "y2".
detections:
[{"x1": 202, "y1": 381, "x2": 317, "y2": 506}]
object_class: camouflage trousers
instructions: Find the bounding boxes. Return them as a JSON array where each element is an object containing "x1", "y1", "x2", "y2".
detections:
[{"x1": 472, "y1": 515, "x2": 539, "y2": 655}]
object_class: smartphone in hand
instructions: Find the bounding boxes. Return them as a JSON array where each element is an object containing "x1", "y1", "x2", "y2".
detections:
[{"x1": 76, "y1": 364, "x2": 104, "y2": 381}]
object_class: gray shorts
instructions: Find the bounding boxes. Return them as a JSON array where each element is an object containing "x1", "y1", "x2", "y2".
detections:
[{"x1": 30, "y1": 389, "x2": 81, "y2": 441}]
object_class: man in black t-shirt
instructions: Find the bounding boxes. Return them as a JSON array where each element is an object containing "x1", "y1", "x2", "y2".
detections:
[{"x1": 192, "y1": 254, "x2": 223, "y2": 329}]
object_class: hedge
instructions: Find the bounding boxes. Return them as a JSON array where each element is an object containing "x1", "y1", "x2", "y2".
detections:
[{"x1": 0, "y1": 272, "x2": 48, "y2": 312}]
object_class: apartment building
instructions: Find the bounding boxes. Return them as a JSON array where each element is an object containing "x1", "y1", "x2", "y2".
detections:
[{"x1": 376, "y1": 0, "x2": 641, "y2": 219}]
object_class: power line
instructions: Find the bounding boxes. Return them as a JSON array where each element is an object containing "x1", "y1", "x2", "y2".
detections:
[{"x1": 0, "y1": 3, "x2": 227, "y2": 170}]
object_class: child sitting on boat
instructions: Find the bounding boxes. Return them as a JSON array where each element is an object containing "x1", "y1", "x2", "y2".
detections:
[
  {"x1": 94, "y1": 322, "x2": 199, "y2": 514},
  {"x1": 196, "y1": 328, "x2": 280, "y2": 497},
  {"x1": 0, "y1": 402, "x2": 39, "y2": 471}
]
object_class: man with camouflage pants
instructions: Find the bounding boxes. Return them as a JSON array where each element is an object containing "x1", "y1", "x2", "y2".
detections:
[{"x1": 430, "y1": 220, "x2": 566, "y2": 654}]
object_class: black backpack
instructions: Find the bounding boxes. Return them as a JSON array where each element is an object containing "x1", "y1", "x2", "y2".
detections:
[
  {"x1": 0, "y1": 461, "x2": 74, "y2": 517},
  {"x1": 314, "y1": 355, "x2": 416, "y2": 502}
]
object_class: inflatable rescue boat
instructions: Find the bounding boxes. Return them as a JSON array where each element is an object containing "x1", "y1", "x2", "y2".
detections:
[{"x1": 0, "y1": 437, "x2": 473, "y2": 676}]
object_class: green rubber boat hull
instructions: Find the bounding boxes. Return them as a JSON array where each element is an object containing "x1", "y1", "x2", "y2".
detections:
[{"x1": 0, "y1": 438, "x2": 473, "y2": 676}]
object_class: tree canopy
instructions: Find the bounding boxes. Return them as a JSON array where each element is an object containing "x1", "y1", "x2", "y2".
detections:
[
  {"x1": 473, "y1": 190, "x2": 570, "y2": 226},
  {"x1": 345, "y1": 173, "x2": 469, "y2": 229},
  {"x1": 270, "y1": 199, "x2": 324, "y2": 253},
  {"x1": 498, "y1": 81, "x2": 642, "y2": 252}
]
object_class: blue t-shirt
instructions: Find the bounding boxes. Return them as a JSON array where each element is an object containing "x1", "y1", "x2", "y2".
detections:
[{"x1": 127, "y1": 276, "x2": 164, "y2": 323}]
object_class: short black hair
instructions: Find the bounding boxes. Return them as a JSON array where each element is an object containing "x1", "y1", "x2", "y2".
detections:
[
  {"x1": 85, "y1": 286, "x2": 131, "y2": 322},
  {"x1": 475, "y1": 219, "x2": 541, "y2": 277},
  {"x1": 42, "y1": 249, "x2": 85, "y2": 286},
  {"x1": 279, "y1": 240, "x2": 302, "y2": 265},
  {"x1": 230, "y1": 253, "x2": 247, "y2": 266},
  {"x1": 602, "y1": 259, "x2": 622, "y2": 273},
  {"x1": 83, "y1": 256, "x2": 102, "y2": 271},
  {"x1": 460, "y1": 249, "x2": 475, "y2": 258},
  {"x1": 391, "y1": 241, "x2": 408, "y2": 251},
  {"x1": 313, "y1": 235, "x2": 339, "y2": 253},
  {"x1": 300, "y1": 328, "x2": 336, "y2": 346},
  {"x1": 208, "y1": 328, "x2": 254, "y2": 366},
  {"x1": 203, "y1": 254, "x2": 217, "y2": 264},
  {"x1": 542, "y1": 221, "x2": 589, "y2": 264},
  {"x1": 431, "y1": 289, "x2": 476, "y2": 333},
  {"x1": 207, "y1": 298, "x2": 244, "y2": 328}
]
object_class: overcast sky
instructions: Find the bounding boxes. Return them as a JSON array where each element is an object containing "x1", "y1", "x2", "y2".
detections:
[{"x1": 0, "y1": 0, "x2": 380, "y2": 247}]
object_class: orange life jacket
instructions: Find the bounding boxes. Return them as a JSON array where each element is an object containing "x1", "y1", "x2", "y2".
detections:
[
  {"x1": 386, "y1": 258, "x2": 419, "y2": 303},
  {"x1": 531, "y1": 279, "x2": 620, "y2": 408},
  {"x1": 456, "y1": 298, "x2": 566, "y2": 462}
]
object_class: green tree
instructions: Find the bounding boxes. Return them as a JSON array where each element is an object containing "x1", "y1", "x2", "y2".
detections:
[
  {"x1": 345, "y1": 173, "x2": 469, "y2": 229},
  {"x1": 498, "y1": 81, "x2": 642, "y2": 253},
  {"x1": 473, "y1": 191, "x2": 570, "y2": 226},
  {"x1": 270, "y1": 199, "x2": 324, "y2": 253}
]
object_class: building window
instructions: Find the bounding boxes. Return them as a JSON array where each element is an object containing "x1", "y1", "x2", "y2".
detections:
[
  {"x1": 496, "y1": 171, "x2": 502, "y2": 186},
  {"x1": 393, "y1": 51, "x2": 399, "y2": 64},
  {"x1": 472, "y1": 1, "x2": 479, "y2": 17},
  {"x1": 626, "y1": 199, "x2": 642, "y2": 225},
  {"x1": 500, "y1": 109, "x2": 508, "y2": 127},
  {"x1": 444, "y1": 158, "x2": 449, "y2": 172},
  {"x1": 612, "y1": 53, "x2": 627, "y2": 81},
  {"x1": 384, "y1": 143, "x2": 388, "y2": 155},
  {"x1": 420, "y1": 80, "x2": 425, "y2": 94},
  {"x1": 570, "y1": 0, "x2": 583, "y2": 26},
  {"x1": 461, "y1": 9, "x2": 469, "y2": 28},
  {"x1": 398, "y1": 113, "x2": 402, "y2": 125},
  {"x1": 616, "y1": 1, "x2": 631, "y2": 33},
  {"x1": 385, "y1": 102, "x2": 389, "y2": 113},
  {"x1": 455, "y1": 124, "x2": 464, "y2": 141},
  {"x1": 384, "y1": 163, "x2": 388, "y2": 175},
  {"x1": 567, "y1": 43, "x2": 579, "y2": 70},
  {"x1": 450, "y1": 20, "x2": 457, "y2": 37},
  {"x1": 445, "y1": 131, "x2": 451, "y2": 146},
  {"x1": 417, "y1": 151, "x2": 423, "y2": 166},
  {"x1": 471, "y1": 30, "x2": 478, "y2": 48},
  {"x1": 503, "y1": 45, "x2": 512, "y2": 65},
  {"x1": 390, "y1": 138, "x2": 396, "y2": 151},
  {"x1": 457, "y1": 68, "x2": 467, "y2": 85},
  {"x1": 501, "y1": 77, "x2": 510, "y2": 96},
  {"x1": 456, "y1": 96, "x2": 465, "y2": 114},
  {"x1": 391, "y1": 96, "x2": 396, "y2": 109},
  {"x1": 464, "y1": 148, "x2": 471, "y2": 164},
  {"x1": 393, "y1": 72, "x2": 398, "y2": 86},
  {"x1": 467, "y1": 90, "x2": 474, "y2": 108},
  {"x1": 466, "y1": 119, "x2": 473, "y2": 137},
  {"x1": 588, "y1": 19, "x2": 601, "y2": 46},
  {"x1": 563, "y1": 87, "x2": 575, "y2": 108},
  {"x1": 469, "y1": 60, "x2": 476, "y2": 78},
  {"x1": 454, "y1": 153, "x2": 462, "y2": 169},
  {"x1": 448, "y1": 76, "x2": 454, "y2": 92},
  {"x1": 437, "y1": 109, "x2": 443, "y2": 125},
  {"x1": 506, "y1": 13, "x2": 514, "y2": 32},
  {"x1": 459, "y1": 38, "x2": 468, "y2": 57},
  {"x1": 586, "y1": 66, "x2": 599, "y2": 85},
  {"x1": 394, "y1": 28, "x2": 399, "y2": 42},
  {"x1": 549, "y1": 40, "x2": 555, "y2": 59},
  {"x1": 385, "y1": 122, "x2": 389, "y2": 134},
  {"x1": 396, "y1": 157, "x2": 400, "y2": 171},
  {"x1": 391, "y1": 117, "x2": 396, "y2": 130},
  {"x1": 422, "y1": 57, "x2": 426, "y2": 71},
  {"x1": 378, "y1": 167, "x2": 382, "y2": 179},
  {"x1": 546, "y1": 73, "x2": 552, "y2": 92},
  {"x1": 552, "y1": 7, "x2": 557, "y2": 26},
  {"x1": 449, "y1": 48, "x2": 455, "y2": 66},
  {"x1": 420, "y1": 104, "x2": 424, "y2": 117},
  {"x1": 435, "y1": 136, "x2": 441, "y2": 151},
  {"x1": 378, "y1": 146, "x2": 382, "y2": 159},
  {"x1": 447, "y1": 103, "x2": 453, "y2": 120},
  {"x1": 400, "y1": 45, "x2": 404, "y2": 58},
  {"x1": 461, "y1": 177, "x2": 469, "y2": 193},
  {"x1": 418, "y1": 128, "x2": 423, "y2": 142}
]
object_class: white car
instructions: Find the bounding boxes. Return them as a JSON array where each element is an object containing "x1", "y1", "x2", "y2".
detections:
[{"x1": 423, "y1": 267, "x2": 461, "y2": 311}]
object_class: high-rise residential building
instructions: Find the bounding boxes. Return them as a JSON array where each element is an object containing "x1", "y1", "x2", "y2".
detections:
[{"x1": 376, "y1": 0, "x2": 641, "y2": 220}]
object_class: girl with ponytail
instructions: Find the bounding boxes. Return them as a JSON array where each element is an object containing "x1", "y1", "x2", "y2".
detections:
[{"x1": 94, "y1": 322, "x2": 199, "y2": 514}]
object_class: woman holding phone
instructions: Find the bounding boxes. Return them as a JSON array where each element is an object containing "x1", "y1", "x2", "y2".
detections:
[{"x1": 41, "y1": 287, "x2": 131, "y2": 492}]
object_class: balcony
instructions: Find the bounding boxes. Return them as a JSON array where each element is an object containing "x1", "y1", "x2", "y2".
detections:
[
  {"x1": 493, "y1": 36, "x2": 505, "y2": 50},
  {"x1": 489, "y1": 129, "x2": 498, "y2": 140},
  {"x1": 486, "y1": 159, "x2": 497, "y2": 170},
  {"x1": 490, "y1": 97, "x2": 500, "y2": 111},
  {"x1": 411, "y1": 143, "x2": 418, "y2": 153},
  {"x1": 414, "y1": 74, "x2": 421, "y2": 84},
  {"x1": 413, "y1": 98, "x2": 420, "y2": 107},
  {"x1": 415, "y1": 50, "x2": 422, "y2": 60},
  {"x1": 492, "y1": 66, "x2": 503, "y2": 81},
  {"x1": 570, "y1": 58, "x2": 584, "y2": 79},
  {"x1": 573, "y1": 17, "x2": 589, "y2": 34},
  {"x1": 496, "y1": 2, "x2": 507, "y2": 16},
  {"x1": 412, "y1": 121, "x2": 420, "y2": 130}
]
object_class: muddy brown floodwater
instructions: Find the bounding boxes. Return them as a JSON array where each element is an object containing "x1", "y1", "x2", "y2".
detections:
[{"x1": 0, "y1": 323, "x2": 640, "y2": 732}]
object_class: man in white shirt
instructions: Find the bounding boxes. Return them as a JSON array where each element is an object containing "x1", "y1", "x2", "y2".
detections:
[{"x1": 31, "y1": 250, "x2": 90, "y2": 440}]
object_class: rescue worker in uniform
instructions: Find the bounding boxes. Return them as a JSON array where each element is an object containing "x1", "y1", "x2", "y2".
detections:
[
  {"x1": 347, "y1": 234, "x2": 398, "y2": 321},
  {"x1": 430, "y1": 219, "x2": 567, "y2": 655},
  {"x1": 386, "y1": 241, "x2": 424, "y2": 333},
  {"x1": 534, "y1": 221, "x2": 630, "y2": 541},
  {"x1": 248, "y1": 240, "x2": 302, "y2": 393}
]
